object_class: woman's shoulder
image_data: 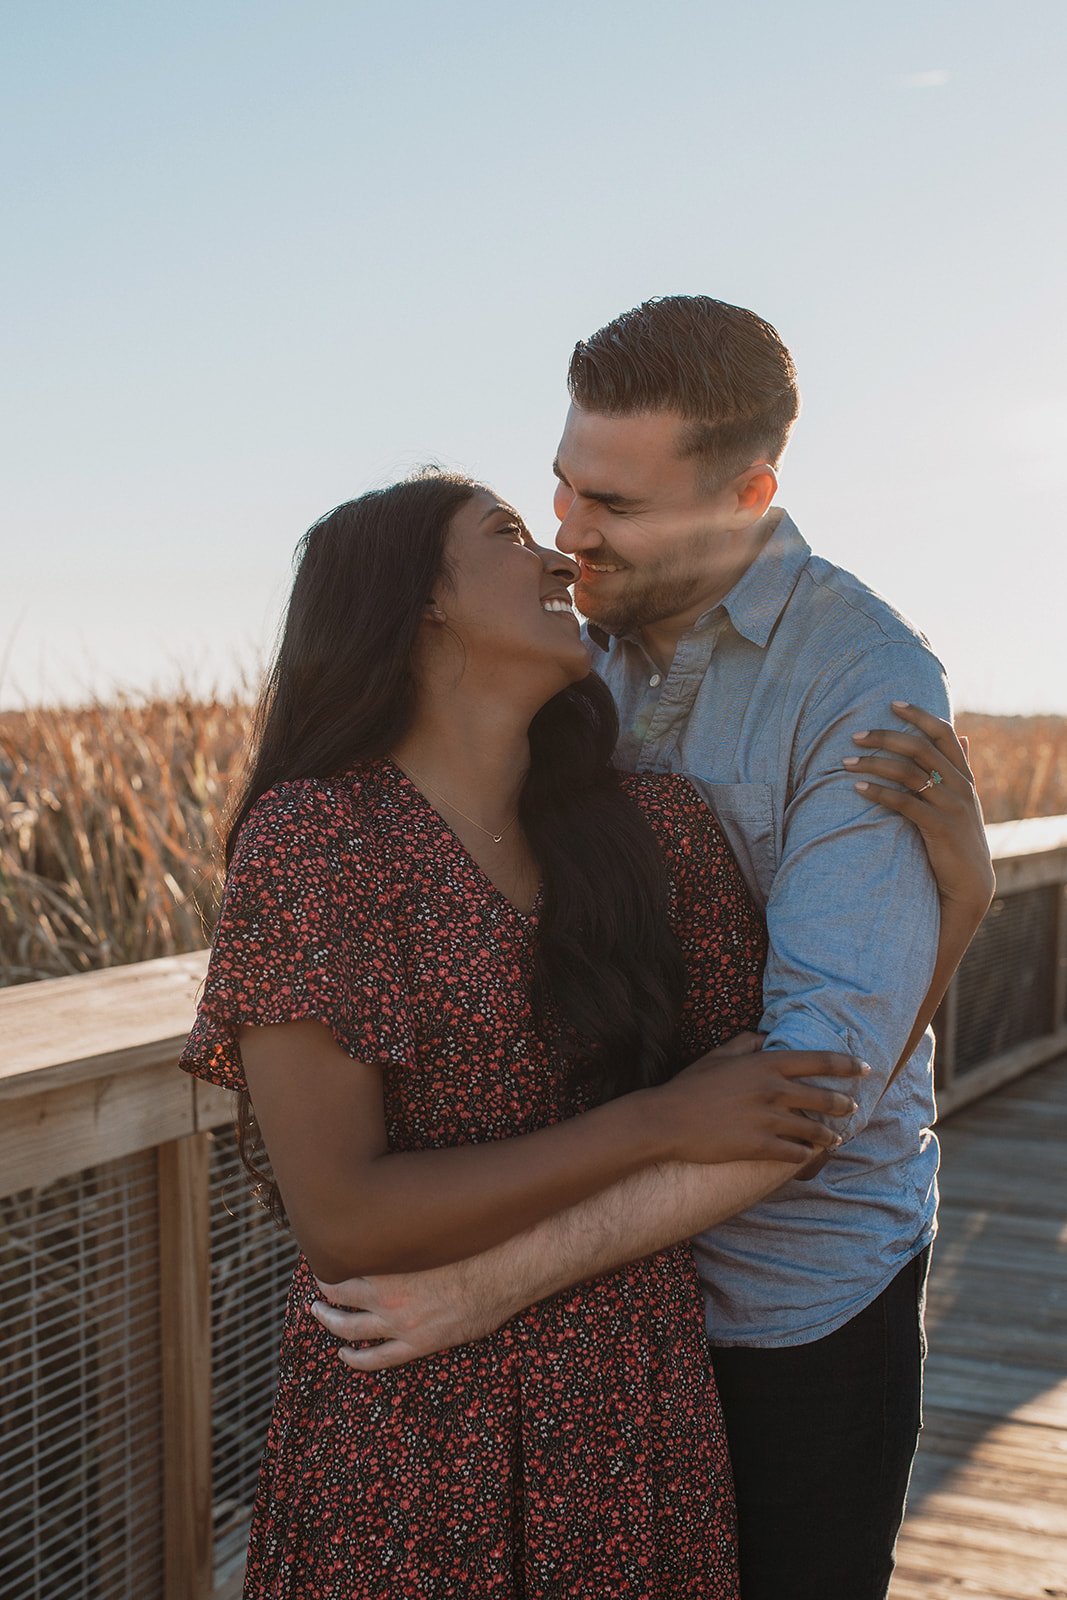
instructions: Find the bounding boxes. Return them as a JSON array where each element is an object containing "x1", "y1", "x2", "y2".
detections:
[{"x1": 229, "y1": 763, "x2": 393, "y2": 886}]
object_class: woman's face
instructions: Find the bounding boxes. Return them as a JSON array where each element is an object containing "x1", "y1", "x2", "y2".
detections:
[{"x1": 433, "y1": 489, "x2": 588, "y2": 695}]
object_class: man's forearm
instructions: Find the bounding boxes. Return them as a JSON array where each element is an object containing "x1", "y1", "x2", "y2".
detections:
[{"x1": 459, "y1": 1156, "x2": 791, "y2": 1324}]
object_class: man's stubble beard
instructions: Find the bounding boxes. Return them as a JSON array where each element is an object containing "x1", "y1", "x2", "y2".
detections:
[{"x1": 576, "y1": 560, "x2": 710, "y2": 638}]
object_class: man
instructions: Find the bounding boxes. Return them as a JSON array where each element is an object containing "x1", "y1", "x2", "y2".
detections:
[{"x1": 314, "y1": 297, "x2": 989, "y2": 1597}]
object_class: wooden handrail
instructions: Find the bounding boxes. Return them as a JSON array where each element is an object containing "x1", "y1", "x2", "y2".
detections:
[{"x1": 2, "y1": 816, "x2": 1067, "y2": 1189}]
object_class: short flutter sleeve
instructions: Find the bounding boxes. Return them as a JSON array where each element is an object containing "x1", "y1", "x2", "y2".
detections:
[{"x1": 179, "y1": 779, "x2": 414, "y2": 1091}]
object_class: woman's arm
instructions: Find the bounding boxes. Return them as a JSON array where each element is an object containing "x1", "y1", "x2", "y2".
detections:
[
  {"x1": 241, "y1": 1020, "x2": 863, "y2": 1283},
  {"x1": 845, "y1": 701, "x2": 995, "y2": 1074}
]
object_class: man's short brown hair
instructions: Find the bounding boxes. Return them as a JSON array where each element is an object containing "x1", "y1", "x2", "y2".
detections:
[{"x1": 567, "y1": 296, "x2": 800, "y2": 488}]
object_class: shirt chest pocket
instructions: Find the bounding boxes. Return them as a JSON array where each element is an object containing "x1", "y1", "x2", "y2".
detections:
[{"x1": 680, "y1": 778, "x2": 778, "y2": 909}]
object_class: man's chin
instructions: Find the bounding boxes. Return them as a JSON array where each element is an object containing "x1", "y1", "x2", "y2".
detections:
[{"x1": 574, "y1": 582, "x2": 630, "y2": 634}]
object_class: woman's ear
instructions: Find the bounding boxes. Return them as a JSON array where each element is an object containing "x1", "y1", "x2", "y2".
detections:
[{"x1": 424, "y1": 601, "x2": 448, "y2": 623}]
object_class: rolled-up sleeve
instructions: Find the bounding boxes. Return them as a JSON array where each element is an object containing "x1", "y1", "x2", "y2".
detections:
[{"x1": 760, "y1": 640, "x2": 951, "y2": 1135}]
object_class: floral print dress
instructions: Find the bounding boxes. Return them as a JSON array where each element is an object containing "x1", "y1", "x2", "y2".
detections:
[{"x1": 180, "y1": 760, "x2": 767, "y2": 1599}]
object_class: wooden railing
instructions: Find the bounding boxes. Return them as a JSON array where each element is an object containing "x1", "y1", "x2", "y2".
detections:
[
  {"x1": 935, "y1": 814, "x2": 1067, "y2": 1114},
  {"x1": 2, "y1": 816, "x2": 1067, "y2": 1600}
]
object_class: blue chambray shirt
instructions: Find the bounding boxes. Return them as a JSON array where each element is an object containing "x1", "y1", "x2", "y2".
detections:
[{"x1": 587, "y1": 509, "x2": 946, "y2": 1347}]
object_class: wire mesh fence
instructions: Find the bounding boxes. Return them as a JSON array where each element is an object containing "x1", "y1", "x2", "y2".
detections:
[
  {"x1": 0, "y1": 1153, "x2": 164, "y2": 1600},
  {"x1": 207, "y1": 1134, "x2": 298, "y2": 1586},
  {"x1": 950, "y1": 883, "x2": 1061, "y2": 1073}
]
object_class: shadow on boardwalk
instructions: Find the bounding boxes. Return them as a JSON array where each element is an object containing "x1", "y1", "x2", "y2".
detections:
[{"x1": 891, "y1": 1053, "x2": 1067, "y2": 1599}]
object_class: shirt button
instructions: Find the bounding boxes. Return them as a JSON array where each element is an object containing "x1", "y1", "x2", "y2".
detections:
[{"x1": 649, "y1": 673, "x2": 662, "y2": 687}]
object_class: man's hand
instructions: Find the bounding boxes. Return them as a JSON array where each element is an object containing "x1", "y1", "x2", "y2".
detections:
[{"x1": 311, "y1": 1258, "x2": 513, "y2": 1372}]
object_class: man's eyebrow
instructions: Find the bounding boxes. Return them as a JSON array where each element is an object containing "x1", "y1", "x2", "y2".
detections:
[{"x1": 551, "y1": 458, "x2": 641, "y2": 509}]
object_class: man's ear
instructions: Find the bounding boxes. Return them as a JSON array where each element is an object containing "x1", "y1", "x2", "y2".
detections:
[{"x1": 735, "y1": 462, "x2": 778, "y2": 519}]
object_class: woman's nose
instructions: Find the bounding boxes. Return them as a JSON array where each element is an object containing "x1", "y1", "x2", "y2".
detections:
[{"x1": 535, "y1": 542, "x2": 579, "y2": 587}]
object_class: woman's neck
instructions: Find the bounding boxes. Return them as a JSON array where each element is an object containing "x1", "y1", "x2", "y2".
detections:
[{"x1": 390, "y1": 693, "x2": 531, "y2": 829}]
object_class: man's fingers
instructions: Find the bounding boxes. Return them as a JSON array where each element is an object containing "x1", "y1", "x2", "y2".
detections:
[
  {"x1": 311, "y1": 1301, "x2": 383, "y2": 1341},
  {"x1": 314, "y1": 1275, "x2": 373, "y2": 1310},
  {"x1": 338, "y1": 1341, "x2": 416, "y2": 1373}
]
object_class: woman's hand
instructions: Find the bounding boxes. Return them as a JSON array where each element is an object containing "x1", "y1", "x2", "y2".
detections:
[
  {"x1": 650, "y1": 1046, "x2": 868, "y2": 1167},
  {"x1": 844, "y1": 701, "x2": 996, "y2": 1077},
  {"x1": 844, "y1": 702, "x2": 995, "y2": 918}
]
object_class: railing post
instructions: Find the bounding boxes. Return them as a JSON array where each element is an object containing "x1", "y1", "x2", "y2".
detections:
[{"x1": 159, "y1": 1132, "x2": 214, "y2": 1600}]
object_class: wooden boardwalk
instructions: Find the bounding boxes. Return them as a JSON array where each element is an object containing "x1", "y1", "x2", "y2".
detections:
[{"x1": 891, "y1": 1051, "x2": 1067, "y2": 1599}]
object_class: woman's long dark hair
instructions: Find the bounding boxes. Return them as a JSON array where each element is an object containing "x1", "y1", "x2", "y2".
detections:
[{"x1": 230, "y1": 470, "x2": 686, "y2": 1216}]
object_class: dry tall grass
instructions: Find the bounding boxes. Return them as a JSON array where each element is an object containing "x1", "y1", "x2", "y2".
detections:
[
  {"x1": 2, "y1": 698, "x2": 1065, "y2": 989},
  {"x1": 0, "y1": 696, "x2": 249, "y2": 986},
  {"x1": 956, "y1": 713, "x2": 1067, "y2": 828}
]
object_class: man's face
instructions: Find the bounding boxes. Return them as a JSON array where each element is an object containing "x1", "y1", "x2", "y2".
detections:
[{"x1": 552, "y1": 405, "x2": 739, "y2": 637}]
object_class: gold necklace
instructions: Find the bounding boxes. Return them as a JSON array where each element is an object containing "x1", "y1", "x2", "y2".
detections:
[{"x1": 392, "y1": 759, "x2": 519, "y2": 845}]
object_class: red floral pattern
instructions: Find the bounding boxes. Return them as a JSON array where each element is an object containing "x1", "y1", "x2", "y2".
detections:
[{"x1": 180, "y1": 760, "x2": 767, "y2": 1598}]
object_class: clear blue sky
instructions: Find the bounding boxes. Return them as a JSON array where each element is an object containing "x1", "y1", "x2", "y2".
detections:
[{"x1": 4, "y1": 0, "x2": 1065, "y2": 713}]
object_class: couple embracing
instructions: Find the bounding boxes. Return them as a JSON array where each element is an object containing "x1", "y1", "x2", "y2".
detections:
[{"x1": 181, "y1": 295, "x2": 994, "y2": 1599}]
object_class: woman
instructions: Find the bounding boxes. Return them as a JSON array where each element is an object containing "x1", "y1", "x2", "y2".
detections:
[{"x1": 180, "y1": 471, "x2": 987, "y2": 1598}]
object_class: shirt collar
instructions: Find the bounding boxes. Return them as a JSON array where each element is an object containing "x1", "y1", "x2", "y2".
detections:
[
  {"x1": 713, "y1": 508, "x2": 811, "y2": 647},
  {"x1": 586, "y1": 508, "x2": 811, "y2": 655}
]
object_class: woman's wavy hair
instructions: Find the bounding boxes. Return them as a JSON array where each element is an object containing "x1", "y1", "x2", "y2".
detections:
[{"x1": 226, "y1": 469, "x2": 686, "y2": 1218}]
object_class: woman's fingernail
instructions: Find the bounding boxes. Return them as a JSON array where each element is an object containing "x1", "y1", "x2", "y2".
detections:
[
  {"x1": 851, "y1": 731, "x2": 869, "y2": 741},
  {"x1": 842, "y1": 756, "x2": 860, "y2": 767},
  {"x1": 892, "y1": 700, "x2": 910, "y2": 709},
  {"x1": 854, "y1": 781, "x2": 870, "y2": 793}
]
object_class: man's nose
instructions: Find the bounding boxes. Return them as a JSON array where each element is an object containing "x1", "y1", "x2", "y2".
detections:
[
  {"x1": 554, "y1": 499, "x2": 599, "y2": 558},
  {"x1": 535, "y1": 543, "x2": 579, "y2": 587}
]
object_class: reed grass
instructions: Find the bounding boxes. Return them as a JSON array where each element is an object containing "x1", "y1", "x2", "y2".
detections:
[
  {"x1": 1, "y1": 697, "x2": 1065, "y2": 989},
  {"x1": 0, "y1": 695, "x2": 249, "y2": 987},
  {"x1": 956, "y1": 712, "x2": 1067, "y2": 829}
]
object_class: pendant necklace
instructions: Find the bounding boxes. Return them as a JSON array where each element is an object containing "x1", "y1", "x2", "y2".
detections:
[{"x1": 392, "y1": 759, "x2": 518, "y2": 845}]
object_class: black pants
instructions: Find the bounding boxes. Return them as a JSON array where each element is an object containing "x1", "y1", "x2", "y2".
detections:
[{"x1": 711, "y1": 1248, "x2": 930, "y2": 1600}]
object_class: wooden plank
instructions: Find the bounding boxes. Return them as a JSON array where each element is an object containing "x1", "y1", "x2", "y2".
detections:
[
  {"x1": 195, "y1": 1075, "x2": 238, "y2": 1134},
  {"x1": 908, "y1": 1451, "x2": 1067, "y2": 1518},
  {"x1": 933, "y1": 1203, "x2": 1067, "y2": 1248},
  {"x1": 0, "y1": 950, "x2": 207, "y2": 1097},
  {"x1": 892, "y1": 1522, "x2": 1067, "y2": 1590},
  {"x1": 990, "y1": 847, "x2": 1067, "y2": 893},
  {"x1": 919, "y1": 1352, "x2": 1067, "y2": 1429},
  {"x1": 0, "y1": 1063, "x2": 196, "y2": 1194},
  {"x1": 984, "y1": 812, "x2": 1067, "y2": 861},
  {"x1": 893, "y1": 1051, "x2": 1067, "y2": 1594},
  {"x1": 936, "y1": 1029, "x2": 1067, "y2": 1117},
  {"x1": 915, "y1": 1411, "x2": 1067, "y2": 1477},
  {"x1": 159, "y1": 1135, "x2": 214, "y2": 1600},
  {"x1": 902, "y1": 1482, "x2": 1067, "y2": 1541}
]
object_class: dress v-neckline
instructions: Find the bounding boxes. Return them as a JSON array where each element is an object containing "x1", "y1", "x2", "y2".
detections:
[{"x1": 383, "y1": 758, "x2": 543, "y2": 922}]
